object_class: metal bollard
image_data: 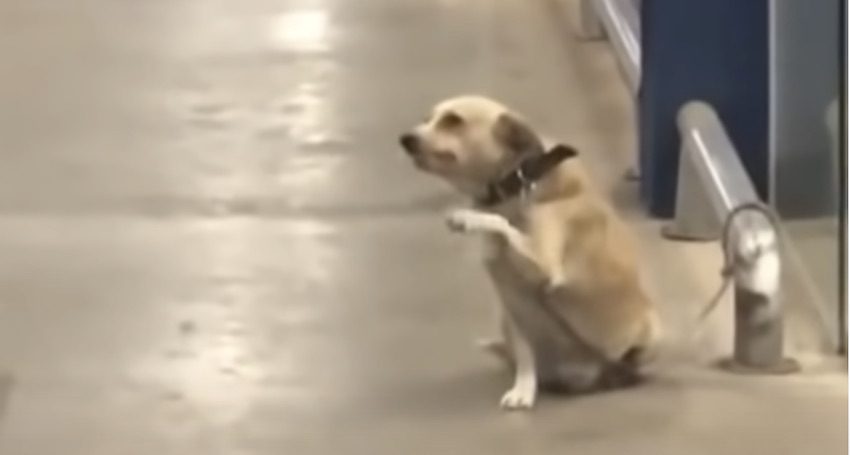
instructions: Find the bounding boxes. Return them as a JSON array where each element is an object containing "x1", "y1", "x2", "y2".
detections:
[
  {"x1": 665, "y1": 101, "x2": 799, "y2": 374},
  {"x1": 721, "y1": 287, "x2": 797, "y2": 373}
]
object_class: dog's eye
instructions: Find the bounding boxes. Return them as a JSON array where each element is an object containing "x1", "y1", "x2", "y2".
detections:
[{"x1": 438, "y1": 111, "x2": 464, "y2": 129}]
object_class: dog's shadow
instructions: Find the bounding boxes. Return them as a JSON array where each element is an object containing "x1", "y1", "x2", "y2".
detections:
[
  {"x1": 376, "y1": 365, "x2": 508, "y2": 418},
  {"x1": 375, "y1": 361, "x2": 686, "y2": 435}
]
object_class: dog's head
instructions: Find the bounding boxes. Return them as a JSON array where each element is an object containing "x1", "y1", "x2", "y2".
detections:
[{"x1": 399, "y1": 96, "x2": 545, "y2": 195}]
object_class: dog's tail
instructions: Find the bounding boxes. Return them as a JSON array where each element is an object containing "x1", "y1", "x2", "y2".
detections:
[
  {"x1": 594, "y1": 312, "x2": 663, "y2": 390},
  {"x1": 595, "y1": 346, "x2": 647, "y2": 390}
]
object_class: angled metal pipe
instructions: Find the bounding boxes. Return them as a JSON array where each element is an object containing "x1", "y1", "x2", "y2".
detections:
[{"x1": 665, "y1": 101, "x2": 798, "y2": 374}]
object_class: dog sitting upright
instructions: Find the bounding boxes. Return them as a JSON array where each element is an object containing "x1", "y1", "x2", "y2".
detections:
[{"x1": 399, "y1": 95, "x2": 661, "y2": 410}]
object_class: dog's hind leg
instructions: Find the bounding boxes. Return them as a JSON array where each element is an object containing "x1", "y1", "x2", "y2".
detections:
[{"x1": 476, "y1": 316, "x2": 513, "y2": 369}]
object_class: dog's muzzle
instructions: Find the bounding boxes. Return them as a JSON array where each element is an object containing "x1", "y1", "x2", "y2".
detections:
[{"x1": 399, "y1": 133, "x2": 419, "y2": 155}]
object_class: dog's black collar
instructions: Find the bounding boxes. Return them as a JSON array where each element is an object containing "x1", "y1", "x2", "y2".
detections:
[{"x1": 476, "y1": 144, "x2": 578, "y2": 207}]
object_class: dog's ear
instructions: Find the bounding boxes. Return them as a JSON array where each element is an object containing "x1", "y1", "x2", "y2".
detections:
[
  {"x1": 548, "y1": 144, "x2": 579, "y2": 159},
  {"x1": 492, "y1": 113, "x2": 545, "y2": 156}
]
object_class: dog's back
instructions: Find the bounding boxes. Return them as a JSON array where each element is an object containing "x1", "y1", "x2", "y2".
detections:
[{"x1": 500, "y1": 155, "x2": 661, "y2": 393}]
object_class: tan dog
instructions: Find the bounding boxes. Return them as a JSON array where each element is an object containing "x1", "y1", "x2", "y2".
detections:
[{"x1": 400, "y1": 95, "x2": 661, "y2": 410}]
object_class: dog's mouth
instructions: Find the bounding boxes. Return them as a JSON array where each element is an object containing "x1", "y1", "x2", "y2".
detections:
[
  {"x1": 409, "y1": 152, "x2": 456, "y2": 175},
  {"x1": 410, "y1": 155, "x2": 428, "y2": 170}
]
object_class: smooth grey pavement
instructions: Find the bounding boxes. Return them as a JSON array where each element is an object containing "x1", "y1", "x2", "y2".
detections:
[{"x1": 0, "y1": 0, "x2": 844, "y2": 454}]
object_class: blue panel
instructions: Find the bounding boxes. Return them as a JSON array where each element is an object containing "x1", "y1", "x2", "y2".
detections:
[{"x1": 639, "y1": 0, "x2": 769, "y2": 217}]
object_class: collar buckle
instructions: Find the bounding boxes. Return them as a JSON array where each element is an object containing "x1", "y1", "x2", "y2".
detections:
[{"x1": 516, "y1": 167, "x2": 535, "y2": 203}]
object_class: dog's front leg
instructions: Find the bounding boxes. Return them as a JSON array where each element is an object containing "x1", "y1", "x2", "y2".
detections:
[
  {"x1": 499, "y1": 314, "x2": 537, "y2": 409},
  {"x1": 446, "y1": 208, "x2": 550, "y2": 286},
  {"x1": 485, "y1": 261, "x2": 537, "y2": 410},
  {"x1": 447, "y1": 208, "x2": 541, "y2": 410}
]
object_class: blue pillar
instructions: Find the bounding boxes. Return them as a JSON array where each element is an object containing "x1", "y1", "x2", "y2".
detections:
[{"x1": 639, "y1": 0, "x2": 769, "y2": 217}]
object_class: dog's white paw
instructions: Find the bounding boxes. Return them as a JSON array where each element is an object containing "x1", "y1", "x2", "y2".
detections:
[
  {"x1": 445, "y1": 208, "x2": 482, "y2": 232},
  {"x1": 500, "y1": 384, "x2": 536, "y2": 410},
  {"x1": 445, "y1": 209, "x2": 502, "y2": 234}
]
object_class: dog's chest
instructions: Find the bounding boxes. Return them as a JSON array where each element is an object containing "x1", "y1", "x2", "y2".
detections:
[
  {"x1": 479, "y1": 218, "x2": 534, "y2": 289},
  {"x1": 480, "y1": 216, "x2": 527, "y2": 263}
]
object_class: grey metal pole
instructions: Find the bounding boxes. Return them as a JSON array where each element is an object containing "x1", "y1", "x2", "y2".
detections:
[
  {"x1": 669, "y1": 101, "x2": 799, "y2": 374},
  {"x1": 584, "y1": 0, "x2": 640, "y2": 95},
  {"x1": 721, "y1": 287, "x2": 798, "y2": 374},
  {"x1": 578, "y1": 0, "x2": 641, "y2": 179}
]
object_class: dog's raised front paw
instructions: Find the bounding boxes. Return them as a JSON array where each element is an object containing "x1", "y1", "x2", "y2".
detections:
[
  {"x1": 499, "y1": 384, "x2": 536, "y2": 410},
  {"x1": 445, "y1": 208, "x2": 480, "y2": 233},
  {"x1": 445, "y1": 209, "x2": 502, "y2": 234}
]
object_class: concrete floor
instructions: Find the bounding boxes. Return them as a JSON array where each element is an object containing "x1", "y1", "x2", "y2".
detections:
[{"x1": 0, "y1": 0, "x2": 845, "y2": 454}]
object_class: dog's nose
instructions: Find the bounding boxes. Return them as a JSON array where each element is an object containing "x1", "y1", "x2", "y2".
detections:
[{"x1": 399, "y1": 133, "x2": 419, "y2": 155}]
